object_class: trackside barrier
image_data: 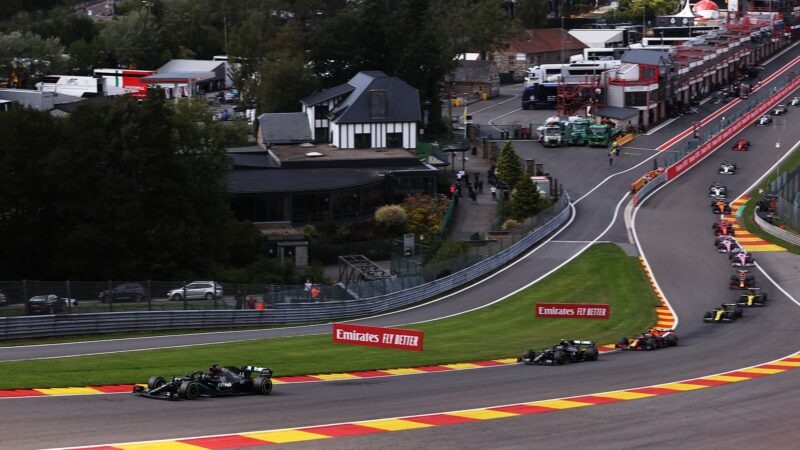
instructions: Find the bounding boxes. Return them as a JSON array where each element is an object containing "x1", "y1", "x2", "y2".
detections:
[
  {"x1": 754, "y1": 206, "x2": 800, "y2": 246},
  {"x1": 666, "y1": 75, "x2": 800, "y2": 180},
  {"x1": 633, "y1": 173, "x2": 667, "y2": 206},
  {"x1": 0, "y1": 196, "x2": 572, "y2": 339},
  {"x1": 616, "y1": 133, "x2": 634, "y2": 146}
]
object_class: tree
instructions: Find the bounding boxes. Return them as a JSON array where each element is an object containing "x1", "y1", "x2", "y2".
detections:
[
  {"x1": 511, "y1": 174, "x2": 541, "y2": 220},
  {"x1": 606, "y1": 0, "x2": 681, "y2": 23},
  {"x1": 0, "y1": 30, "x2": 65, "y2": 87},
  {"x1": 97, "y1": 10, "x2": 169, "y2": 69},
  {"x1": 402, "y1": 193, "x2": 450, "y2": 238},
  {"x1": 516, "y1": 0, "x2": 550, "y2": 29},
  {"x1": 375, "y1": 205, "x2": 407, "y2": 235},
  {"x1": 495, "y1": 141, "x2": 523, "y2": 189},
  {"x1": 453, "y1": 0, "x2": 518, "y2": 60}
]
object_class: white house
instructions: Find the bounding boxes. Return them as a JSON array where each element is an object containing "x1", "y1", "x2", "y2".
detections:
[{"x1": 258, "y1": 71, "x2": 421, "y2": 150}]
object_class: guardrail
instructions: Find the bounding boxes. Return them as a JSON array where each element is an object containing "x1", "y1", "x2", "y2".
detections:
[
  {"x1": 754, "y1": 206, "x2": 800, "y2": 246},
  {"x1": 0, "y1": 196, "x2": 572, "y2": 339},
  {"x1": 633, "y1": 173, "x2": 667, "y2": 206}
]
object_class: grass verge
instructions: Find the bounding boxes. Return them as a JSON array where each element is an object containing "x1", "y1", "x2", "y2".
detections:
[
  {"x1": 739, "y1": 147, "x2": 800, "y2": 254},
  {"x1": 0, "y1": 244, "x2": 659, "y2": 389}
]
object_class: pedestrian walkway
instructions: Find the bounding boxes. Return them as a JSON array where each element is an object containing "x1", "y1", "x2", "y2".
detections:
[{"x1": 446, "y1": 149, "x2": 498, "y2": 240}]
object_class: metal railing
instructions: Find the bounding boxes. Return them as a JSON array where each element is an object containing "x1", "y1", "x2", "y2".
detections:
[
  {"x1": 0, "y1": 196, "x2": 572, "y2": 339},
  {"x1": 754, "y1": 206, "x2": 800, "y2": 246}
]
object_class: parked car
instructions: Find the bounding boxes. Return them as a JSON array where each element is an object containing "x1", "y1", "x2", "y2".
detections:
[
  {"x1": 99, "y1": 283, "x2": 149, "y2": 303},
  {"x1": 168, "y1": 282, "x2": 224, "y2": 301},
  {"x1": 26, "y1": 295, "x2": 77, "y2": 314}
]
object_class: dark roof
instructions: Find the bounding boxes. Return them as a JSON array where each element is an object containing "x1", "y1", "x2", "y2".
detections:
[
  {"x1": 621, "y1": 50, "x2": 675, "y2": 67},
  {"x1": 505, "y1": 29, "x2": 586, "y2": 54},
  {"x1": 258, "y1": 112, "x2": 313, "y2": 144},
  {"x1": 228, "y1": 153, "x2": 279, "y2": 169},
  {"x1": 329, "y1": 72, "x2": 421, "y2": 124},
  {"x1": 596, "y1": 106, "x2": 639, "y2": 120},
  {"x1": 450, "y1": 61, "x2": 499, "y2": 84},
  {"x1": 229, "y1": 167, "x2": 387, "y2": 193},
  {"x1": 142, "y1": 71, "x2": 216, "y2": 82},
  {"x1": 300, "y1": 83, "x2": 355, "y2": 106}
]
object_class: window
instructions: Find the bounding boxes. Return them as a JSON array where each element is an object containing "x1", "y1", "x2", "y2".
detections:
[
  {"x1": 386, "y1": 132, "x2": 403, "y2": 148},
  {"x1": 624, "y1": 92, "x2": 648, "y2": 107},
  {"x1": 314, "y1": 104, "x2": 329, "y2": 120},
  {"x1": 354, "y1": 133, "x2": 371, "y2": 149}
]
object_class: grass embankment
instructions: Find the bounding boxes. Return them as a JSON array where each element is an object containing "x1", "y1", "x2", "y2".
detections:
[
  {"x1": 740, "y1": 147, "x2": 800, "y2": 254},
  {"x1": 0, "y1": 244, "x2": 659, "y2": 389}
]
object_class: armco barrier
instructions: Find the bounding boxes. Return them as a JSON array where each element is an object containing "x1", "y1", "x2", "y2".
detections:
[
  {"x1": 0, "y1": 196, "x2": 572, "y2": 339},
  {"x1": 633, "y1": 173, "x2": 666, "y2": 206},
  {"x1": 667, "y1": 75, "x2": 800, "y2": 180},
  {"x1": 754, "y1": 206, "x2": 800, "y2": 246}
]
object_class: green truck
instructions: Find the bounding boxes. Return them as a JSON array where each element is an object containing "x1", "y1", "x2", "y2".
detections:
[
  {"x1": 587, "y1": 123, "x2": 623, "y2": 147},
  {"x1": 566, "y1": 118, "x2": 593, "y2": 146}
]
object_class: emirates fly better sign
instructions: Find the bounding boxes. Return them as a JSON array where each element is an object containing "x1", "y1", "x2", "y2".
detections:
[
  {"x1": 535, "y1": 303, "x2": 610, "y2": 319},
  {"x1": 332, "y1": 323, "x2": 424, "y2": 351}
]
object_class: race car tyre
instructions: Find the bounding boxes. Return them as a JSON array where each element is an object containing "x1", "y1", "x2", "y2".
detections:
[
  {"x1": 179, "y1": 380, "x2": 200, "y2": 400},
  {"x1": 522, "y1": 349, "x2": 534, "y2": 360},
  {"x1": 734, "y1": 307, "x2": 744, "y2": 318},
  {"x1": 703, "y1": 312, "x2": 713, "y2": 321},
  {"x1": 665, "y1": 334, "x2": 678, "y2": 346},
  {"x1": 762, "y1": 292, "x2": 769, "y2": 302},
  {"x1": 617, "y1": 337, "x2": 629, "y2": 347},
  {"x1": 553, "y1": 350, "x2": 566, "y2": 365},
  {"x1": 253, "y1": 377, "x2": 273, "y2": 395},
  {"x1": 586, "y1": 347, "x2": 599, "y2": 361},
  {"x1": 147, "y1": 376, "x2": 166, "y2": 390},
  {"x1": 644, "y1": 337, "x2": 656, "y2": 350}
]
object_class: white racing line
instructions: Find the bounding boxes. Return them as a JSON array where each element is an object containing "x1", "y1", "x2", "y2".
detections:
[{"x1": 630, "y1": 119, "x2": 800, "y2": 331}]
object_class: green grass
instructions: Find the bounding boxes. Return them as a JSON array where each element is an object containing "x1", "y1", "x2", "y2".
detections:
[
  {"x1": 740, "y1": 147, "x2": 800, "y2": 254},
  {"x1": 0, "y1": 244, "x2": 659, "y2": 389}
]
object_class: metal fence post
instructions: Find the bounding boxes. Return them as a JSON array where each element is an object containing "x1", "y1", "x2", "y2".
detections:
[
  {"x1": 214, "y1": 283, "x2": 218, "y2": 310},
  {"x1": 66, "y1": 280, "x2": 71, "y2": 313},
  {"x1": 108, "y1": 280, "x2": 113, "y2": 312},
  {"x1": 22, "y1": 279, "x2": 27, "y2": 305},
  {"x1": 147, "y1": 280, "x2": 152, "y2": 311},
  {"x1": 183, "y1": 281, "x2": 188, "y2": 310}
]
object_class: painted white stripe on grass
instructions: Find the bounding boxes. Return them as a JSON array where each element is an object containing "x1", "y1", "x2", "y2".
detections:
[{"x1": 46, "y1": 348, "x2": 800, "y2": 450}]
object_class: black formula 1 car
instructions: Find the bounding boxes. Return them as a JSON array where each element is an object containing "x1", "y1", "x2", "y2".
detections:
[
  {"x1": 736, "y1": 289, "x2": 768, "y2": 307},
  {"x1": 133, "y1": 365, "x2": 273, "y2": 400},
  {"x1": 704, "y1": 303, "x2": 744, "y2": 323},
  {"x1": 718, "y1": 160, "x2": 737, "y2": 175},
  {"x1": 709, "y1": 182, "x2": 728, "y2": 199},
  {"x1": 729, "y1": 269, "x2": 756, "y2": 290},
  {"x1": 518, "y1": 340, "x2": 599, "y2": 365},
  {"x1": 712, "y1": 199, "x2": 732, "y2": 214},
  {"x1": 716, "y1": 236, "x2": 741, "y2": 253},
  {"x1": 730, "y1": 249, "x2": 755, "y2": 267},
  {"x1": 616, "y1": 328, "x2": 678, "y2": 350},
  {"x1": 713, "y1": 221, "x2": 735, "y2": 236}
]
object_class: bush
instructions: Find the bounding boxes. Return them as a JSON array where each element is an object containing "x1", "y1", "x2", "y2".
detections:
[
  {"x1": 501, "y1": 219, "x2": 520, "y2": 231},
  {"x1": 375, "y1": 205, "x2": 407, "y2": 233},
  {"x1": 425, "y1": 239, "x2": 469, "y2": 266}
]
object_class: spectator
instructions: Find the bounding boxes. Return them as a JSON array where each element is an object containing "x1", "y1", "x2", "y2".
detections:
[
  {"x1": 311, "y1": 286, "x2": 321, "y2": 300},
  {"x1": 234, "y1": 288, "x2": 245, "y2": 310},
  {"x1": 491, "y1": 185, "x2": 497, "y2": 200},
  {"x1": 304, "y1": 279, "x2": 312, "y2": 299}
]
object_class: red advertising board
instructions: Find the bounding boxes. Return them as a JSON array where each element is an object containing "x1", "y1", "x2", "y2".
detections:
[
  {"x1": 332, "y1": 323, "x2": 424, "y2": 351},
  {"x1": 535, "y1": 303, "x2": 610, "y2": 319},
  {"x1": 667, "y1": 75, "x2": 800, "y2": 180}
]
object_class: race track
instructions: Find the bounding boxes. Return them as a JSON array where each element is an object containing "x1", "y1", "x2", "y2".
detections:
[{"x1": 4, "y1": 46, "x2": 800, "y2": 450}]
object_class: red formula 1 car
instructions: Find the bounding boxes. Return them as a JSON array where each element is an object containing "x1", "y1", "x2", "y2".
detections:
[
  {"x1": 616, "y1": 328, "x2": 678, "y2": 350},
  {"x1": 729, "y1": 269, "x2": 756, "y2": 289},
  {"x1": 713, "y1": 221, "x2": 735, "y2": 236},
  {"x1": 732, "y1": 137, "x2": 751, "y2": 151}
]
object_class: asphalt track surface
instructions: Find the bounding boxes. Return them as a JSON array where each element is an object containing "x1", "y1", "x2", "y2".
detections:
[{"x1": 4, "y1": 48, "x2": 800, "y2": 449}]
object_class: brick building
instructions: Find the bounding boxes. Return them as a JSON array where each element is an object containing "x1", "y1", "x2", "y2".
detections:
[{"x1": 489, "y1": 28, "x2": 586, "y2": 80}]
